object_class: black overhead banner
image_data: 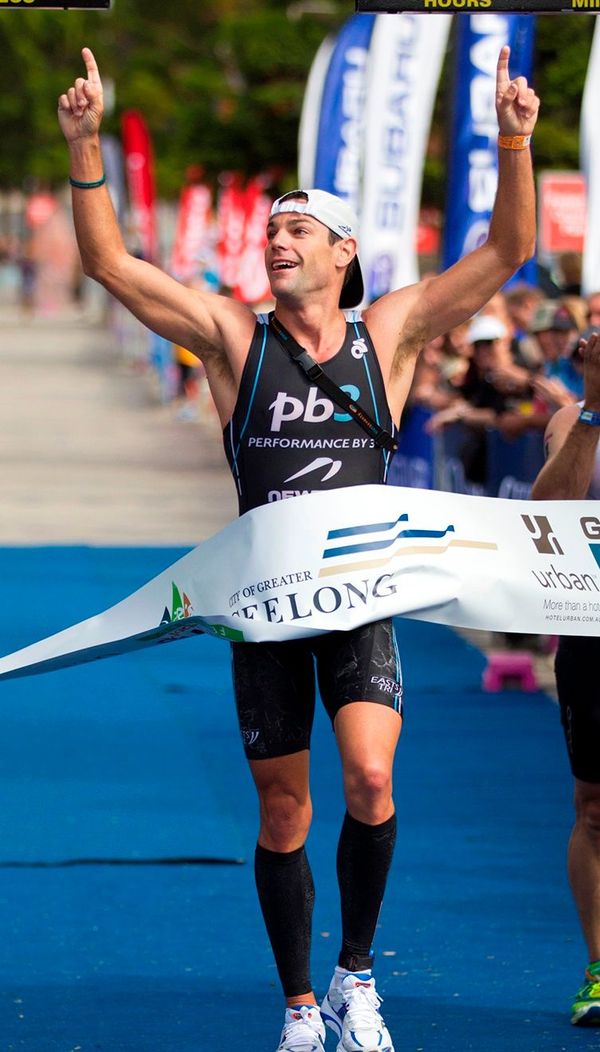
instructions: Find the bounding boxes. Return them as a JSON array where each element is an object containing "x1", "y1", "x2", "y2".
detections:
[
  {"x1": 0, "y1": 0, "x2": 110, "y2": 8},
  {"x1": 357, "y1": 0, "x2": 598, "y2": 10}
]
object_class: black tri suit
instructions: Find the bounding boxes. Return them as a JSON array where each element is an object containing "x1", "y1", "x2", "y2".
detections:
[
  {"x1": 554, "y1": 455, "x2": 600, "y2": 784},
  {"x1": 224, "y1": 311, "x2": 395, "y2": 513},
  {"x1": 223, "y1": 312, "x2": 403, "y2": 759}
]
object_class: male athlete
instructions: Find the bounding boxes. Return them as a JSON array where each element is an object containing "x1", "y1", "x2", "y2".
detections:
[
  {"x1": 531, "y1": 332, "x2": 600, "y2": 1028},
  {"x1": 59, "y1": 46, "x2": 539, "y2": 1052}
]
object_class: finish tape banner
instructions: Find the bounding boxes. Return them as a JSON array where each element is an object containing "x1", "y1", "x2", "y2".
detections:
[{"x1": 1, "y1": 485, "x2": 600, "y2": 682}]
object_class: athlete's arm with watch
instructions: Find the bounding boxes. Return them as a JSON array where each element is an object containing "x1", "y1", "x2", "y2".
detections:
[
  {"x1": 531, "y1": 332, "x2": 600, "y2": 501},
  {"x1": 364, "y1": 46, "x2": 540, "y2": 404}
]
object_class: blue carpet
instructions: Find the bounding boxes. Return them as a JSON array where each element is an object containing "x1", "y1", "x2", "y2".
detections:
[
  {"x1": 0, "y1": 548, "x2": 244, "y2": 863},
  {"x1": 0, "y1": 549, "x2": 594, "y2": 1050}
]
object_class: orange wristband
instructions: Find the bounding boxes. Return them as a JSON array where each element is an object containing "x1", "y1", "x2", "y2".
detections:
[{"x1": 498, "y1": 134, "x2": 532, "y2": 151}]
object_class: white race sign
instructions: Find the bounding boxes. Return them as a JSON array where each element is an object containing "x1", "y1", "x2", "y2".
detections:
[{"x1": 0, "y1": 485, "x2": 599, "y2": 682}]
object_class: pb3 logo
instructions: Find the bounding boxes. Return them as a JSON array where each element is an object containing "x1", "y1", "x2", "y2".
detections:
[
  {"x1": 521, "y1": 514, "x2": 564, "y2": 556},
  {"x1": 269, "y1": 386, "x2": 360, "y2": 431}
]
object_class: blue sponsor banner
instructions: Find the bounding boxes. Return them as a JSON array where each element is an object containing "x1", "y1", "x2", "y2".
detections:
[
  {"x1": 433, "y1": 423, "x2": 543, "y2": 497},
  {"x1": 313, "y1": 13, "x2": 375, "y2": 208},
  {"x1": 434, "y1": 422, "x2": 487, "y2": 496},
  {"x1": 388, "y1": 415, "x2": 544, "y2": 498},
  {"x1": 442, "y1": 14, "x2": 536, "y2": 283},
  {"x1": 485, "y1": 426, "x2": 545, "y2": 498}
]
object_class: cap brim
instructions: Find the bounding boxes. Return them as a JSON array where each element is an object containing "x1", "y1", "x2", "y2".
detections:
[{"x1": 339, "y1": 257, "x2": 364, "y2": 309}]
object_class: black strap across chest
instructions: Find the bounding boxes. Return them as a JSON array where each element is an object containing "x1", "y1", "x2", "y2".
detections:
[{"x1": 269, "y1": 316, "x2": 398, "y2": 453}]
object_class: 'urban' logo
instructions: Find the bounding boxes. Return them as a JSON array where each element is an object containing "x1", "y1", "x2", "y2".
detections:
[{"x1": 521, "y1": 514, "x2": 564, "y2": 556}]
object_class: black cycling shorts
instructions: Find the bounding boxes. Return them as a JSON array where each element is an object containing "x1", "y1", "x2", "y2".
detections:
[
  {"x1": 231, "y1": 618, "x2": 403, "y2": 760},
  {"x1": 555, "y1": 635, "x2": 600, "y2": 783}
]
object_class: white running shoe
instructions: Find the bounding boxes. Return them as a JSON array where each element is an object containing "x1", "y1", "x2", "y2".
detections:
[
  {"x1": 276, "y1": 1004, "x2": 326, "y2": 1051},
  {"x1": 321, "y1": 969, "x2": 395, "y2": 1052}
]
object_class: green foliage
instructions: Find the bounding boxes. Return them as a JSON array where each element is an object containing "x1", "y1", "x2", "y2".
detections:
[
  {"x1": 531, "y1": 14, "x2": 594, "y2": 173},
  {"x1": 0, "y1": 3, "x2": 595, "y2": 200}
]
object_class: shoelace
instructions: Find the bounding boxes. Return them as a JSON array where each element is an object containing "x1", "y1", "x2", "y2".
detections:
[
  {"x1": 344, "y1": 982, "x2": 384, "y2": 1030},
  {"x1": 280, "y1": 1012, "x2": 323, "y2": 1050}
]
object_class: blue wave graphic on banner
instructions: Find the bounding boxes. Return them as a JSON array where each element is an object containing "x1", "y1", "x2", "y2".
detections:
[
  {"x1": 328, "y1": 514, "x2": 409, "y2": 540},
  {"x1": 324, "y1": 522, "x2": 456, "y2": 559},
  {"x1": 442, "y1": 15, "x2": 536, "y2": 284},
  {"x1": 313, "y1": 13, "x2": 376, "y2": 209}
]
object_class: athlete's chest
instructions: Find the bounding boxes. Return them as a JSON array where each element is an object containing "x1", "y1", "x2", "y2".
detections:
[{"x1": 241, "y1": 327, "x2": 381, "y2": 438}]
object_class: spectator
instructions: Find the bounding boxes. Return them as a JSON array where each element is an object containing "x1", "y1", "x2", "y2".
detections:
[
  {"x1": 562, "y1": 294, "x2": 589, "y2": 335},
  {"x1": 18, "y1": 238, "x2": 37, "y2": 315},
  {"x1": 504, "y1": 282, "x2": 545, "y2": 369},
  {"x1": 427, "y1": 314, "x2": 515, "y2": 484},
  {"x1": 498, "y1": 300, "x2": 581, "y2": 441},
  {"x1": 172, "y1": 342, "x2": 202, "y2": 422},
  {"x1": 473, "y1": 297, "x2": 535, "y2": 397},
  {"x1": 410, "y1": 322, "x2": 471, "y2": 412},
  {"x1": 556, "y1": 250, "x2": 582, "y2": 295},
  {"x1": 587, "y1": 290, "x2": 600, "y2": 329},
  {"x1": 530, "y1": 300, "x2": 582, "y2": 409}
]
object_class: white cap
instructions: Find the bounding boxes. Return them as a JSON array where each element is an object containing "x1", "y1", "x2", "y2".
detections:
[
  {"x1": 269, "y1": 189, "x2": 364, "y2": 308},
  {"x1": 467, "y1": 314, "x2": 507, "y2": 344}
]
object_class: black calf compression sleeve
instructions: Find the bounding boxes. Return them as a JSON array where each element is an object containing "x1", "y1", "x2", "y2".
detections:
[
  {"x1": 254, "y1": 843, "x2": 315, "y2": 998},
  {"x1": 336, "y1": 811, "x2": 397, "y2": 972}
]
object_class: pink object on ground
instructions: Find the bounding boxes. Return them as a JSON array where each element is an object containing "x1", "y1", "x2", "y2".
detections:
[{"x1": 482, "y1": 651, "x2": 539, "y2": 692}]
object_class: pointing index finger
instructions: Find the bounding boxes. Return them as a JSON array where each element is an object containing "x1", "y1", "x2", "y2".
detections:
[
  {"x1": 496, "y1": 45, "x2": 511, "y2": 96},
  {"x1": 82, "y1": 46, "x2": 101, "y2": 87}
]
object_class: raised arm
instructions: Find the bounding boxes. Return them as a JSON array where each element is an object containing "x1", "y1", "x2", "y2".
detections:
[
  {"x1": 531, "y1": 333, "x2": 600, "y2": 500},
  {"x1": 58, "y1": 48, "x2": 254, "y2": 365},
  {"x1": 366, "y1": 46, "x2": 539, "y2": 366},
  {"x1": 418, "y1": 47, "x2": 538, "y2": 335}
]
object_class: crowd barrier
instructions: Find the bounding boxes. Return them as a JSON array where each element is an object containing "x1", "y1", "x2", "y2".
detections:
[{"x1": 388, "y1": 405, "x2": 546, "y2": 498}]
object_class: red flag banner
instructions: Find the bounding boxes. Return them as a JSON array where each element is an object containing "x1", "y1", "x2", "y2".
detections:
[
  {"x1": 217, "y1": 174, "x2": 247, "y2": 294},
  {"x1": 170, "y1": 184, "x2": 213, "y2": 282},
  {"x1": 235, "y1": 177, "x2": 273, "y2": 305},
  {"x1": 121, "y1": 110, "x2": 158, "y2": 263}
]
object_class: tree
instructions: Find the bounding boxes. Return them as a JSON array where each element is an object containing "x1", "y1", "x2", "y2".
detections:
[{"x1": 0, "y1": 3, "x2": 594, "y2": 201}]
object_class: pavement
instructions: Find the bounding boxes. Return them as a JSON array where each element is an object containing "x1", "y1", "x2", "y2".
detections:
[{"x1": 0, "y1": 294, "x2": 237, "y2": 546}]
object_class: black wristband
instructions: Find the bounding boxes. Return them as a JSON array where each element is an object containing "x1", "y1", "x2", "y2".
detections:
[{"x1": 69, "y1": 173, "x2": 106, "y2": 189}]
